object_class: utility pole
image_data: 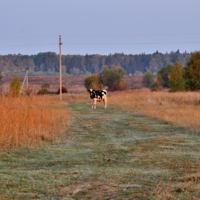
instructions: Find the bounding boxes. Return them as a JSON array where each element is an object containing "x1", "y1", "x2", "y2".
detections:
[
  {"x1": 20, "y1": 70, "x2": 28, "y2": 94},
  {"x1": 59, "y1": 35, "x2": 62, "y2": 101},
  {"x1": 26, "y1": 70, "x2": 28, "y2": 89}
]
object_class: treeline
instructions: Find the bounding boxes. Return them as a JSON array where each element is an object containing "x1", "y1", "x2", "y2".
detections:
[{"x1": 0, "y1": 50, "x2": 191, "y2": 76}]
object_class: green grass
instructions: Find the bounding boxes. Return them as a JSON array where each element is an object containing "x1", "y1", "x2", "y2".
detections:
[{"x1": 0, "y1": 102, "x2": 200, "y2": 199}]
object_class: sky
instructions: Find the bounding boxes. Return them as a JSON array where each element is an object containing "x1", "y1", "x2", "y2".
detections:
[{"x1": 0, "y1": 0, "x2": 200, "y2": 55}]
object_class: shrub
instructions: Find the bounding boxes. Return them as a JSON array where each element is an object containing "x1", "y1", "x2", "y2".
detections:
[
  {"x1": 56, "y1": 86, "x2": 68, "y2": 94},
  {"x1": 10, "y1": 75, "x2": 21, "y2": 97},
  {"x1": 84, "y1": 74, "x2": 104, "y2": 90},
  {"x1": 108, "y1": 81, "x2": 127, "y2": 91},
  {"x1": 38, "y1": 88, "x2": 50, "y2": 95},
  {"x1": 150, "y1": 75, "x2": 163, "y2": 91},
  {"x1": 142, "y1": 71, "x2": 154, "y2": 88},
  {"x1": 150, "y1": 81, "x2": 163, "y2": 92}
]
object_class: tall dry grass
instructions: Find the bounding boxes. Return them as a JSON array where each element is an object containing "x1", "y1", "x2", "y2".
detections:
[
  {"x1": 0, "y1": 95, "x2": 69, "y2": 150},
  {"x1": 109, "y1": 89, "x2": 200, "y2": 133}
]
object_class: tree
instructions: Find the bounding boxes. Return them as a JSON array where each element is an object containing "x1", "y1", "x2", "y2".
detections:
[
  {"x1": 33, "y1": 52, "x2": 58, "y2": 72},
  {"x1": 184, "y1": 51, "x2": 200, "y2": 91},
  {"x1": 142, "y1": 70, "x2": 154, "y2": 88},
  {"x1": 0, "y1": 51, "x2": 191, "y2": 76},
  {"x1": 149, "y1": 52, "x2": 164, "y2": 73},
  {"x1": 168, "y1": 62, "x2": 184, "y2": 92},
  {"x1": 10, "y1": 75, "x2": 21, "y2": 97},
  {"x1": 84, "y1": 66, "x2": 126, "y2": 91},
  {"x1": 84, "y1": 54, "x2": 93, "y2": 73},
  {"x1": 84, "y1": 74, "x2": 104, "y2": 90},
  {"x1": 98, "y1": 65, "x2": 126, "y2": 90},
  {"x1": 157, "y1": 64, "x2": 174, "y2": 88}
]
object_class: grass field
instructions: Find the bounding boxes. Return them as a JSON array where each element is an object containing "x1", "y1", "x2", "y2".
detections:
[
  {"x1": 108, "y1": 90, "x2": 200, "y2": 133},
  {"x1": 0, "y1": 93, "x2": 200, "y2": 199},
  {"x1": 0, "y1": 95, "x2": 69, "y2": 150}
]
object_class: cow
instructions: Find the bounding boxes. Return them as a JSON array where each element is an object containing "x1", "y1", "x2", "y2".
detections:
[{"x1": 87, "y1": 89, "x2": 107, "y2": 109}]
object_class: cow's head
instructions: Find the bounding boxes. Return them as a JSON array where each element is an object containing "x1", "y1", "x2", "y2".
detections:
[{"x1": 87, "y1": 89, "x2": 96, "y2": 99}]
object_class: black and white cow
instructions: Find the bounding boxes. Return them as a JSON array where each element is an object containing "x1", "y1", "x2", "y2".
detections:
[{"x1": 87, "y1": 89, "x2": 107, "y2": 109}]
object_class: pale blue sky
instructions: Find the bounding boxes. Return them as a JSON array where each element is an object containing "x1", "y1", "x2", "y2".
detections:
[{"x1": 0, "y1": 0, "x2": 200, "y2": 55}]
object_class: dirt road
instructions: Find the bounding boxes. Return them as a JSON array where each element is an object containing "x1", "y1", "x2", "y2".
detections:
[{"x1": 0, "y1": 102, "x2": 200, "y2": 199}]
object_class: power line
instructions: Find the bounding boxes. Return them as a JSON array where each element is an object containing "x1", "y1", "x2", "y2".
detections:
[
  {"x1": 63, "y1": 42, "x2": 200, "y2": 44},
  {"x1": 63, "y1": 33, "x2": 200, "y2": 37},
  {"x1": 0, "y1": 43, "x2": 57, "y2": 48},
  {"x1": 0, "y1": 41, "x2": 200, "y2": 48},
  {"x1": 1, "y1": 32, "x2": 200, "y2": 39}
]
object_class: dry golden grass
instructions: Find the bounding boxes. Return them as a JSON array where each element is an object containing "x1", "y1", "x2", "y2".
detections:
[
  {"x1": 1, "y1": 91, "x2": 200, "y2": 199},
  {"x1": 153, "y1": 171, "x2": 200, "y2": 199},
  {"x1": 109, "y1": 89, "x2": 200, "y2": 133},
  {"x1": 0, "y1": 95, "x2": 69, "y2": 150}
]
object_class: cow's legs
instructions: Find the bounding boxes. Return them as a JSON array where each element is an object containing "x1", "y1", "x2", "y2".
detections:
[
  {"x1": 92, "y1": 99, "x2": 97, "y2": 109},
  {"x1": 103, "y1": 98, "x2": 107, "y2": 109}
]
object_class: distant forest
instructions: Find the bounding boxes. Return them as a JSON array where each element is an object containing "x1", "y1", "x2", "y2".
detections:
[{"x1": 0, "y1": 50, "x2": 191, "y2": 76}]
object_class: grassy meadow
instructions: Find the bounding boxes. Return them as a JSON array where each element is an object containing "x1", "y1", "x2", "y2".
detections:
[
  {"x1": 0, "y1": 95, "x2": 70, "y2": 150},
  {"x1": 0, "y1": 90, "x2": 200, "y2": 199},
  {"x1": 108, "y1": 90, "x2": 200, "y2": 133}
]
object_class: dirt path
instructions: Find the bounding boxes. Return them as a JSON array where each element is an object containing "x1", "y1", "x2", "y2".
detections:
[{"x1": 0, "y1": 102, "x2": 200, "y2": 199}]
